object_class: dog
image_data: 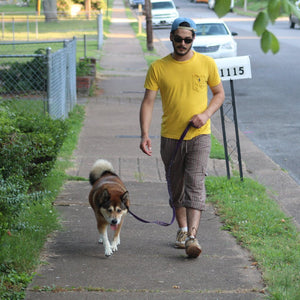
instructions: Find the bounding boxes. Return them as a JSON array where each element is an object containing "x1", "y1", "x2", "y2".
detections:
[{"x1": 89, "y1": 159, "x2": 130, "y2": 257}]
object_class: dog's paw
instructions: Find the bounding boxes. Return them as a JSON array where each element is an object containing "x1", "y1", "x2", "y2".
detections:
[
  {"x1": 111, "y1": 236, "x2": 120, "y2": 251},
  {"x1": 104, "y1": 247, "x2": 113, "y2": 257},
  {"x1": 98, "y1": 238, "x2": 103, "y2": 244},
  {"x1": 111, "y1": 242, "x2": 118, "y2": 252}
]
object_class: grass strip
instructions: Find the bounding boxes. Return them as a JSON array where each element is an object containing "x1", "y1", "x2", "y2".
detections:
[{"x1": 206, "y1": 176, "x2": 300, "y2": 299}]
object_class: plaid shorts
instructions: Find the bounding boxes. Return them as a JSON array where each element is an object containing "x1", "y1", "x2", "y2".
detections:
[{"x1": 160, "y1": 134, "x2": 211, "y2": 211}]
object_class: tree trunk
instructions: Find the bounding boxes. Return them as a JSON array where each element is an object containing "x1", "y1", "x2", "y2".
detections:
[
  {"x1": 43, "y1": 0, "x2": 58, "y2": 22},
  {"x1": 144, "y1": 0, "x2": 153, "y2": 51}
]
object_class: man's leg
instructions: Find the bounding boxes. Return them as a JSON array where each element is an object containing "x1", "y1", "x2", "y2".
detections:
[
  {"x1": 187, "y1": 208, "x2": 201, "y2": 238},
  {"x1": 161, "y1": 137, "x2": 187, "y2": 248},
  {"x1": 184, "y1": 134, "x2": 211, "y2": 258},
  {"x1": 175, "y1": 207, "x2": 187, "y2": 228}
]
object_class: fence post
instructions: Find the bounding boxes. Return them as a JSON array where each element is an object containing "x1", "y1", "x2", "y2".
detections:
[
  {"x1": 64, "y1": 40, "x2": 71, "y2": 114},
  {"x1": 12, "y1": 17, "x2": 15, "y2": 43},
  {"x1": 27, "y1": 16, "x2": 29, "y2": 41},
  {"x1": 1, "y1": 13, "x2": 4, "y2": 40},
  {"x1": 97, "y1": 13, "x2": 103, "y2": 50},
  {"x1": 46, "y1": 47, "x2": 52, "y2": 117},
  {"x1": 84, "y1": 34, "x2": 87, "y2": 58},
  {"x1": 36, "y1": 17, "x2": 38, "y2": 39},
  {"x1": 72, "y1": 36, "x2": 77, "y2": 108}
]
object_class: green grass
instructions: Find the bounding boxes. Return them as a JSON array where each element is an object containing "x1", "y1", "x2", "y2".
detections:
[
  {"x1": 41, "y1": 105, "x2": 86, "y2": 194},
  {"x1": 210, "y1": 135, "x2": 225, "y2": 159},
  {"x1": 0, "y1": 5, "x2": 111, "y2": 61},
  {"x1": 206, "y1": 176, "x2": 300, "y2": 299},
  {"x1": 0, "y1": 4, "x2": 37, "y2": 14}
]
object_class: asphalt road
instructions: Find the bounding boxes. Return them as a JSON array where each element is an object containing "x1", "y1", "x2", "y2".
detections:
[{"x1": 150, "y1": 0, "x2": 300, "y2": 185}]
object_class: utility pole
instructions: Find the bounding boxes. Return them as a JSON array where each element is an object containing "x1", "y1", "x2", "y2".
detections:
[
  {"x1": 36, "y1": 0, "x2": 41, "y2": 16},
  {"x1": 144, "y1": 0, "x2": 153, "y2": 51},
  {"x1": 244, "y1": 0, "x2": 247, "y2": 12},
  {"x1": 85, "y1": 0, "x2": 91, "y2": 20}
]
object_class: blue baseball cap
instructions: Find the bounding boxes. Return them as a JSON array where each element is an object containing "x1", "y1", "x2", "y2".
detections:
[{"x1": 171, "y1": 17, "x2": 197, "y2": 32}]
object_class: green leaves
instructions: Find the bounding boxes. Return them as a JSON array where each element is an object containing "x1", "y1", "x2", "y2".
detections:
[
  {"x1": 267, "y1": 0, "x2": 281, "y2": 23},
  {"x1": 251, "y1": 0, "x2": 285, "y2": 54},
  {"x1": 214, "y1": 0, "x2": 300, "y2": 54},
  {"x1": 253, "y1": 11, "x2": 269, "y2": 36},
  {"x1": 290, "y1": 0, "x2": 300, "y2": 18},
  {"x1": 214, "y1": 0, "x2": 232, "y2": 18},
  {"x1": 253, "y1": 12, "x2": 279, "y2": 54},
  {"x1": 261, "y1": 30, "x2": 280, "y2": 54}
]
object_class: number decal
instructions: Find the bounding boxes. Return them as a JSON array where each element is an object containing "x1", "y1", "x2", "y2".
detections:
[
  {"x1": 220, "y1": 66, "x2": 245, "y2": 78},
  {"x1": 215, "y1": 56, "x2": 251, "y2": 81}
]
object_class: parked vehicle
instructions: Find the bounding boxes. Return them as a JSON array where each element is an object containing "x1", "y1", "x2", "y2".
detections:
[
  {"x1": 208, "y1": 0, "x2": 234, "y2": 11},
  {"x1": 192, "y1": 19, "x2": 237, "y2": 58},
  {"x1": 289, "y1": 0, "x2": 300, "y2": 28},
  {"x1": 129, "y1": 0, "x2": 145, "y2": 8},
  {"x1": 151, "y1": 0, "x2": 179, "y2": 27}
]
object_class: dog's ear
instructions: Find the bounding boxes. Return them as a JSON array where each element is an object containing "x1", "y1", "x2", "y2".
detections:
[
  {"x1": 121, "y1": 191, "x2": 130, "y2": 207},
  {"x1": 98, "y1": 189, "x2": 110, "y2": 208}
]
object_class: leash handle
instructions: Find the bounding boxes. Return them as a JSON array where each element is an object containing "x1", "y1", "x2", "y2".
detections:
[{"x1": 128, "y1": 122, "x2": 192, "y2": 226}]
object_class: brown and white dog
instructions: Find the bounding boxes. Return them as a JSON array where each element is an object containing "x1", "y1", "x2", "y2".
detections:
[{"x1": 89, "y1": 159, "x2": 130, "y2": 257}]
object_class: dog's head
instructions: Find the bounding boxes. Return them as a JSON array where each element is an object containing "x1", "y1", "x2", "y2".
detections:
[{"x1": 98, "y1": 189, "x2": 130, "y2": 226}]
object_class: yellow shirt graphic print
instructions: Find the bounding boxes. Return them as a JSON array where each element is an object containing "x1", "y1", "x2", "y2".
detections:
[{"x1": 192, "y1": 74, "x2": 207, "y2": 92}]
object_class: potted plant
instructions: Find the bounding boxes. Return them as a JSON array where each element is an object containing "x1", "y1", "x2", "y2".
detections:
[{"x1": 76, "y1": 57, "x2": 97, "y2": 96}]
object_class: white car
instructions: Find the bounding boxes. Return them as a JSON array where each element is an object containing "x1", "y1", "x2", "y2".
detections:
[
  {"x1": 192, "y1": 19, "x2": 237, "y2": 58},
  {"x1": 208, "y1": 0, "x2": 234, "y2": 11},
  {"x1": 151, "y1": 0, "x2": 179, "y2": 27}
]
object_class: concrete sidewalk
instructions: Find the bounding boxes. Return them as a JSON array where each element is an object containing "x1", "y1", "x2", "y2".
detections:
[{"x1": 25, "y1": 0, "x2": 299, "y2": 299}]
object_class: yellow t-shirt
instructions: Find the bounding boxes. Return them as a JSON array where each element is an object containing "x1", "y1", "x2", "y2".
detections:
[{"x1": 144, "y1": 51, "x2": 221, "y2": 140}]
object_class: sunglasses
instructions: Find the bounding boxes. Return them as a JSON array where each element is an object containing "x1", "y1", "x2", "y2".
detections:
[{"x1": 173, "y1": 36, "x2": 193, "y2": 44}]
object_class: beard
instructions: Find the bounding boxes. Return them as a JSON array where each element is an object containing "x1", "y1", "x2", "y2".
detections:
[{"x1": 172, "y1": 41, "x2": 193, "y2": 56}]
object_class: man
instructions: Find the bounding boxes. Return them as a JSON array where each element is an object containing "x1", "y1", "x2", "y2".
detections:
[{"x1": 139, "y1": 17, "x2": 225, "y2": 258}]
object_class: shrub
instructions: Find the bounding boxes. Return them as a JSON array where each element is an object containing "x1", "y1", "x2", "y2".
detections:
[
  {"x1": 0, "y1": 102, "x2": 68, "y2": 187},
  {"x1": 73, "y1": 0, "x2": 106, "y2": 10},
  {"x1": 57, "y1": 0, "x2": 75, "y2": 17},
  {"x1": 76, "y1": 59, "x2": 93, "y2": 76},
  {"x1": 0, "y1": 49, "x2": 46, "y2": 94}
]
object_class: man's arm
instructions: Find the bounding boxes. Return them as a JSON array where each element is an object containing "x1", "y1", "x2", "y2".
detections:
[
  {"x1": 139, "y1": 89, "x2": 157, "y2": 156},
  {"x1": 190, "y1": 82, "x2": 225, "y2": 128}
]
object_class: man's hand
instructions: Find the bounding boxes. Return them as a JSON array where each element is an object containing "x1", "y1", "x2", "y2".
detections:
[
  {"x1": 140, "y1": 136, "x2": 152, "y2": 156},
  {"x1": 190, "y1": 112, "x2": 210, "y2": 129}
]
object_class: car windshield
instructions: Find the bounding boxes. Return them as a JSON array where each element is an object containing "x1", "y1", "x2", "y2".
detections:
[
  {"x1": 195, "y1": 23, "x2": 229, "y2": 36},
  {"x1": 152, "y1": 2, "x2": 174, "y2": 9}
]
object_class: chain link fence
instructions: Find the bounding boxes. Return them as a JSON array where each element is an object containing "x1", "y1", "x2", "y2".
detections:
[{"x1": 0, "y1": 38, "x2": 77, "y2": 119}]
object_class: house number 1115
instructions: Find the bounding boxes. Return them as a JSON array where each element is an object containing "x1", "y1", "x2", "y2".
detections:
[
  {"x1": 215, "y1": 56, "x2": 252, "y2": 81},
  {"x1": 220, "y1": 66, "x2": 245, "y2": 78}
]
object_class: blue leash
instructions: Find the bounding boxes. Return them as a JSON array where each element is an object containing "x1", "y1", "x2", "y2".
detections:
[{"x1": 128, "y1": 122, "x2": 192, "y2": 226}]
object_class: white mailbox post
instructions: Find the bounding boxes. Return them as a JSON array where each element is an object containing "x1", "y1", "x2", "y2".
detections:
[{"x1": 214, "y1": 56, "x2": 252, "y2": 181}]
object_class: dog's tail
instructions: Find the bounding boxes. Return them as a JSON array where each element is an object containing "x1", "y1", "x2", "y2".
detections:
[{"x1": 89, "y1": 159, "x2": 114, "y2": 185}]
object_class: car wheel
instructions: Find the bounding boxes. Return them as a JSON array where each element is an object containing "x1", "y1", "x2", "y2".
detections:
[{"x1": 289, "y1": 16, "x2": 295, "y2": 28}]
